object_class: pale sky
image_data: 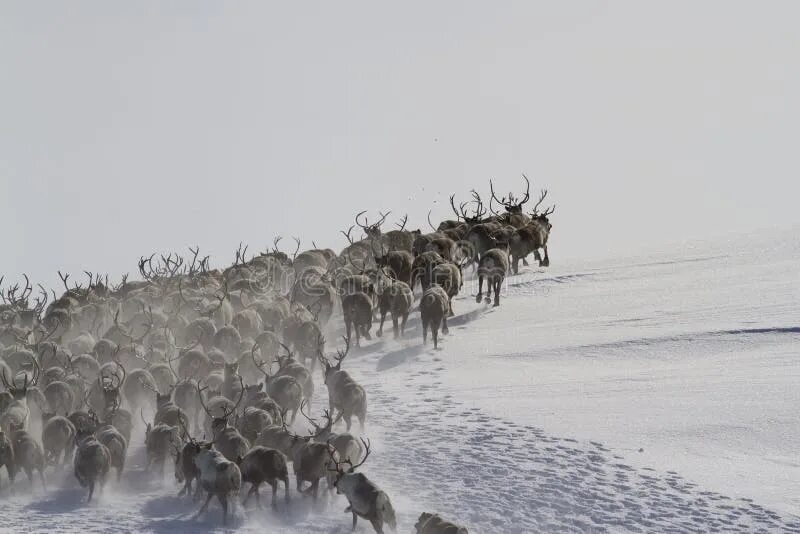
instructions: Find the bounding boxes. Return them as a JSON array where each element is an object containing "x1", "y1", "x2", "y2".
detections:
[{"x1": 2, "y1": 1, "x2": 799, "y2": 291}]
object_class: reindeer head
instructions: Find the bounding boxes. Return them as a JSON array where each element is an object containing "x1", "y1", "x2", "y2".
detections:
[
  {"x1": 490, "y1": 174, "x2": 531, "y2": 215},
  {"x1": 300, "y1": 401, "x2": 334, "y2": 441},
  {"x1": 98, "y1": 362, "x2": 126, "y2": 413},
  {"x1": 316, "y1": 336, "x2": 350, "y2": 382},
  {"x1": 529, "y1": 189, "x2": 555, "y2": 230},
  {"x1": 355, "y1": 210, "x2": 390, "y2": 240},
  {"x1": 327, "y1": 437, "x2": 371, "y2": 490},
  {"x1": 223, "y1": 361, "x2": 239, "y2": 377},
  {"x1": 0, "y1": 355, "x2": 40, "y2": 401},
  {"x1": 197, "y1": 375, "x2": 243, "y2": 436},
  {"x1": 75, "y1": 426, "x2": 96, "y2": 447},
  {"x1": 450, "y1": 191, "x2": 487, "y2": 226}
]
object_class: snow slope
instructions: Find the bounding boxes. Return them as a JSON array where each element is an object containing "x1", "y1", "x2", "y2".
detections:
[{"x1": 1, "y1": 226, "x2": 798, "y2": 533}]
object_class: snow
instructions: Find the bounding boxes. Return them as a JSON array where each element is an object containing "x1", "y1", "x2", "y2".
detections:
[{"x1": 2, "y1": 226, "x2": 799, "y2": 532}]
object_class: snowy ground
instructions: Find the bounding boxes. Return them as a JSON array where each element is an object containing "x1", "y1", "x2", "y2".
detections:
[{"x1": 2, "y1": 227, "x2": 799, "y2": 533}]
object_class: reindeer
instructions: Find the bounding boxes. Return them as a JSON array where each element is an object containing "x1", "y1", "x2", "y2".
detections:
[
  {"x1": 73, "y1": 427, "x2": 111, "y2": 502},
  {"x1": 0, "y1": 355, "x2": 40, "y2": 432},
  {"x1": 251, "y1": 344, "x2": 303, "y2": 424},
  {"x1": 141, "y1": 408, "x2": 180, "y2": 476},
  {"x1": 41, "y1": 411, "x2": 76, "y2": 467},
  {"x1": 420, "y1": 285, "x2": 450, "y2": 349},
  {"x1": 476, "y1": 244, "x2": 510, "y2": 307},
  {"x1": 96, "y1": 361, "x2": 132, "y2": 444},
  {"x1": 355, "y1": 211, "x2": 417, "y2": 253},
  {"x1": 410, "y1": 251, "x2": 446, "y2": 292},
  {"x1": 528, "y1": 191, "x2": 555, "y2": 267},
  {"x1": 123, "y1": 366, "x2": 158, "y2": 413},
  {"x1": 374, "y1": 247, "x2": 414, "y2": 286},
  {"x1": 328, "y1": 439, "x2": 397, "y2": 533},
  {"x1": 299, "y1": 402, "x2": 363, "y2": 493},
  {"x1": 237, "y1": 445, "x2": 290, "y2": 508},
  {"x1": 291, "y1": 408, "x2": 336, "y2": 498},
  {"x1": 214, "y1": 325, "x2": 241, "y2": 361},
  {"x1": 221, "y1": 361, "x2": 243, "y2": 402},
  {"x1": 273, "y1": 342, "x2": 315, "y2": 409},
  {"x1": 282, "y1": 318, "x2": 322, "y2": 371},
  {"x1": 0, "y1": 429, "x2": 15, "y2": 487},
  {"x1": 375, "y1": 270, "x2": 414, "y2": 338},
  {"x1": 193, "y1": 444, "x2": 242, "y2": 525},
  {"x1": 342, "y1": 291, "x2": 374, "y2": 347},
  {"x1": 234, "y1": 405, "x2": 271, "y2": 446},
  {"x1": 431, "y1": 262, "x2": 464, "y2": 316},
  {"x1": 318, "y1": 338, "x2": 367, "y2": 431},
  {"x1": 232, "y1": 308, "x2": 263, "y2": 340},
  {"x1": 254, "y1": 420, "x2": 304, "y2": 460},
  {"x1": 174, "y1": 426, "x2": 205, "y2": 500},
  {"x1": 43, "y1": 380, "x2": 74, "y2": 420},
  {"x1": 12, "y1": 428, "x2": 46, "y2": 490},
  {"x1": 68, "y1": 390, "x2": 100, "y2": 435},
  {"x1": 138, "y1": 378, "x2": 189, "y2": 431},
  {"x1": 197, "y1": 377, "x2": 249, "y2": 462},
  {"x1": 503, "y1": 188, "x2": 555, "y2": 271},
  {"x1": 489, "y1": 174, "x2": 532, "y2": 227},
  {"x1": 96, "y1": 416, "x2": 127, "y2": 482},
  {"x1": 415, "y1": 513, "x2": 470, "y2": 534}
]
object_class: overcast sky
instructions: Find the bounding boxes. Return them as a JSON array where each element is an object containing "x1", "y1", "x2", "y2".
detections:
[{"x1": 2, "y1": 1, "x2": 798, "y2": 291}]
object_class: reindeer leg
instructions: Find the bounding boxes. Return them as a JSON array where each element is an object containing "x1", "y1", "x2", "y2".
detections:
[
  {"x1": 39, "y1": 468, "x2": 47, "y2": 491},
  {"x1": 422, "y1": 319, "x2": 428, "y2": 345},
  {"x1": 442, "y1": 315, "x2": 449, "y2": 335},
  {"x1": 218, "y1": 494, "x2": 229, "y2": 525},
  {"x1": 400, "y1": 313, "x2": 408, "y2": 336},
  {"x1": 476, "y1": 275, "x2": 484, "y2": 303},
  {"x1": 369, "y1": 518, "x2": 385, "y2": 534},
  {"x1": 270, "y1": 480, "x2": 278, "y2": 508},
  {"x1": 242, "y1": 484, "x2": 255, "y2": 505},
  {"x1": 255, "y1": 484, "x2": 263, "y2": 509},
  {"x1": 541, "y1": 244, "x2": 550, "y2": 267},
  {"x1": 87, "y1": 481, "x2": 95, "y2": 502},
  {"x1": 195, "y1": 492, "x2": 214, "y2": 518},
  {"x1": 344, "y1": 413, "x2": 352, "y2": 432},
  {"x1": 494, "y1": 280, "x2": 502, "y2": 307},
  {"x1": 377, "y1": 311, "x2": 385, "y2": 337},
  {"x1": 352, "y1": 511, "x2": 358, "y2": 530},
  {"x1": 284, "y1": 477, "x2": 290, "y2": 502}
]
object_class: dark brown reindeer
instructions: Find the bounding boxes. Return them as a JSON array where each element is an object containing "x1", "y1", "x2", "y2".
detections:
[
  {"x1": 197, "y1": 377, "x2": 250, "y2": 462},
  {"x1": 318, "y1": 338, "x2": 367, "y2": 431},
  {"x1": 251, "y1": 343, "x2": 303, "y2": 424},
  {"x1": 476, "y1": 243, "x2": 510, "y2": 307},
  {"x1": 327, "y1": 439, "x2": 397, "y2": 534},
  {"x1": 0, "y1": 355, "x2": 41, "y2": 432},
  {"x1": 489, "y1": 174, "x2": 532, "y2": 226}
]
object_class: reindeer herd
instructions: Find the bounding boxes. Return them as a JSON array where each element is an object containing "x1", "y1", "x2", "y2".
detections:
[{"x1": 0, "y1": 177, "x2": 553, "y2": 533}]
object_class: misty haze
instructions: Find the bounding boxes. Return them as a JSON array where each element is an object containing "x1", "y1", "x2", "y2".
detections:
[{"x1": 1, "y1": 2, "x2": 798, "y2": 533}]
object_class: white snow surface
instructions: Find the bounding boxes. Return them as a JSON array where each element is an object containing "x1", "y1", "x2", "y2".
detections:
[{"x1": 2, "y1": 227, "x2": 799, "y2": 533}]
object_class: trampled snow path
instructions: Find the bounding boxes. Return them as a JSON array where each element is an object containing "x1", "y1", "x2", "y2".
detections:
[{"x1": 1, "y1": 227, "x2": 798, "y2": 533}]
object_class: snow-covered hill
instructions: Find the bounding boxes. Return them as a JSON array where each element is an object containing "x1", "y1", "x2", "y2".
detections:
[{"x1": 2, "y1": 227, "x2": 798, "y2": 533}]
